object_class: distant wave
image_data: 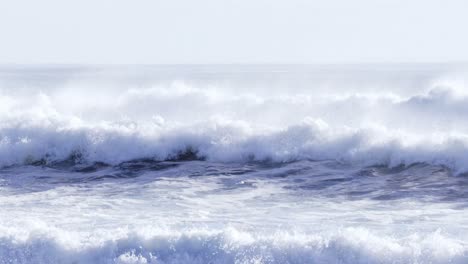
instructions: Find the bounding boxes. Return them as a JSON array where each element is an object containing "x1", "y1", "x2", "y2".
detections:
[{"x1": 2, "y1": 65, "x2": 468, "y2": 172}]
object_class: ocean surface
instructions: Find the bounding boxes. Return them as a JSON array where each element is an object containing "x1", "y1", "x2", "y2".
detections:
[{"x1": 1, "y1": 64, "x2": 468, "y2": 263}]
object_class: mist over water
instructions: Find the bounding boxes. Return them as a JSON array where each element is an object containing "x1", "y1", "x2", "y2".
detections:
[{"x1": 1, "y1": 64, "x2": 468, "y2": 263}]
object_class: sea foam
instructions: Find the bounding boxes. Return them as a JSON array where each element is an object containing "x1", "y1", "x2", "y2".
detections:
[
  {"x1": 2, "y1": 65, "x2": 468, "y2": 172},
  {"x1": 1, "y1": 226, "x2": 467, "y2": 264}
]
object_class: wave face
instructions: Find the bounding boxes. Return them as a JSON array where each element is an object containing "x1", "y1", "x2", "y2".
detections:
[{"x1": 2, "y1": 64, "x2": 468, "y2": 263}]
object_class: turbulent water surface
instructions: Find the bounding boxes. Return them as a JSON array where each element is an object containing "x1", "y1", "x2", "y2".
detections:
[{"x1": 1, "y1": 64, "x2": 468, "y2": 263}]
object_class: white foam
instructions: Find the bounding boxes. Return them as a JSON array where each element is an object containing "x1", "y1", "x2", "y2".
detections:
[
  {"x1": 0, "y1": 225, "x2": 466, "y2": 264},
  {"x1": 2, "y1": 65, "x2": 468, "y2": 172}
]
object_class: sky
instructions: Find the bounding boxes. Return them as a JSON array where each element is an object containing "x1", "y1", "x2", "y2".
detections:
[{"x1": 0, "y1": 0, "x2": 467, "y2": 64}]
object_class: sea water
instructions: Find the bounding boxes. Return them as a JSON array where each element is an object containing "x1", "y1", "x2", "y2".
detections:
[{"x1": 1, "y1": 64, "x2": 468, "y2": 263}]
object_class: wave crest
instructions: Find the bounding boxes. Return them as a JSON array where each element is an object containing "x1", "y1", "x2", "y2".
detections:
[{"x1": 2, "y1": 65, "x2": 468, "y2": 172}]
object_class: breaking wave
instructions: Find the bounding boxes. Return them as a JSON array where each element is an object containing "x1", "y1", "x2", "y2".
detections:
[
  {"x1": 1, "y1": 227, "x2": 467, "y2": 264},
  {"x1": 2, "y1": 64, "x2": 468, "y2": 172}
]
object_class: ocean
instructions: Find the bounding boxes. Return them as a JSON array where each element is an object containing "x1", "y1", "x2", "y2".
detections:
[{"x1": 1, "y1": 64, "x2": 468, "y2": 263}]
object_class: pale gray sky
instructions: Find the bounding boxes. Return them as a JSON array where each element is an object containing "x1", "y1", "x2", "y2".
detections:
[{"x1": 1, "y1": 0, "x2": 467, "y2": 64}]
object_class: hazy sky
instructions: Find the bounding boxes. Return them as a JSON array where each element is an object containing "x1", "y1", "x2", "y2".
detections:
[{"x1": 1, "y1": 0, "x2": 467, "y2": 64}]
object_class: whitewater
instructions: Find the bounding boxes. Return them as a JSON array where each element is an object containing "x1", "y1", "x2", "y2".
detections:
[{"x1": 1, "y1": 64, "x2": 468, "y2": 263}]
